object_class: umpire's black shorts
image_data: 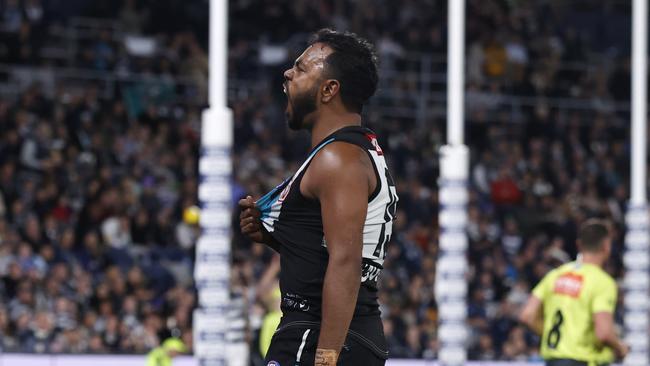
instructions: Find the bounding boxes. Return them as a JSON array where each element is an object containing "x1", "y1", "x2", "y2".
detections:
[
  {"x1": 546, "y1": 359, "x2": 609, "y2": 366},
  {"x1": 265, "y1": 313, "x2": 388, "y2": 366}
]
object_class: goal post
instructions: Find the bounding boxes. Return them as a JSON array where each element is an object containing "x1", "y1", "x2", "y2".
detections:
[
  {"x1": 624, "y1": 0, "x2": 649, "y2": 365},
  {"x1": 194, "y1": 0, "x2": 233, "y2": 365},
  {"x1": 436, "y1": 1, "x2": 469, "y2": 365}
]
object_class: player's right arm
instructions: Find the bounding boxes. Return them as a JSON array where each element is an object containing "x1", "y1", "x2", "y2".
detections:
[
  {"x1": 519, "y1": 295, "x2": 543, "y2": 335},
  {"x1": 592, "y1": 277, "x2": 629, "y2": 359},
  {"x1": 239, "y1": 195, "x2": 281, "y2": 252},
  {"x1": 520, "y1": 274, "x2": 549, "y2": 336},
  {"x1": 520, "y1": 271, "x2": 553, "y2": 335}
]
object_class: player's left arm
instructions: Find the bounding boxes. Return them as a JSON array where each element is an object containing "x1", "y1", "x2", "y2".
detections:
[
  {"x1": 593, "y1": 278, "x2": 629, "y2": 359},
  {"x1": 303, "y1": 142, "x2": 372, "y2": 365}
]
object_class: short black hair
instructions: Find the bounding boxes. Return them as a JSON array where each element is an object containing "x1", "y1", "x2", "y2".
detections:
[
  {"x1": 309, "y1": 28, "x2": 379, "y2": 113},
  {"x1": 578, "y1": 219, "x2": 611, "y2": 252}
]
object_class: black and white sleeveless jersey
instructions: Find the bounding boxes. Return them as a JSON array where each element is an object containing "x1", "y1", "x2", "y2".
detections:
[{"x1": 257, "y1": 125, "x2": 398, "y2": 318}]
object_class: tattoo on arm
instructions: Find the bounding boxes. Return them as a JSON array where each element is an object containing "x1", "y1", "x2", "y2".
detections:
[{"x1": 315, "y1": 349, "x2": 338, "y2": 366}]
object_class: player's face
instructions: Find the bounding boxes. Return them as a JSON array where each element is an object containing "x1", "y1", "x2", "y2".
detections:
[{"x1": 283, "y1": 44, "x2": 332, "y2": 130}]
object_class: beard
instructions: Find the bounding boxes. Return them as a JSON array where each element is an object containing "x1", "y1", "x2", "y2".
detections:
[{"x1": 286, "y1": 84, "x2": 318, "y2": 131}]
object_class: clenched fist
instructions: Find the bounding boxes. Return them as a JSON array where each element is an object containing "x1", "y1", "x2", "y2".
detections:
[{"x1": 239, "y1": 195, "x2": 265, "y2": 243}]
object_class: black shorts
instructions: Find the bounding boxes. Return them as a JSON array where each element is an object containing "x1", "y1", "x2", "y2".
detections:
[
  {"x1": 265, "y1": 315, "x2": 388, "y2": 366},
  {"x1": 546, "y1": 359, "x2": 609, "y2": 366}
]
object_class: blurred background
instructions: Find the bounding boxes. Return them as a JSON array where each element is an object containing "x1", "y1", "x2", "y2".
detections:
[{"x1": 0, "y1": 0, "x2": 639, "y2": 364}]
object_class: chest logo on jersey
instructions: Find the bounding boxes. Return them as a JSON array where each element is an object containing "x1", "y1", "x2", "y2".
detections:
[{"x1": 553, "y1": 273, "x2": 584, "y2": 298}]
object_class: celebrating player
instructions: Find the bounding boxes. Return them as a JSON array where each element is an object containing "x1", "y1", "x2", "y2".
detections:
[{"x1": 239, "y1": 29, "x2": 397, "y2": 366}]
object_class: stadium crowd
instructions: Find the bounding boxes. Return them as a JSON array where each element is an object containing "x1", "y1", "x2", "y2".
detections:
[
  {"x1": 0, "y1": 0, "x2": 204, "y2": 354},
  {"x1": 0, "y1": 0, "x2": 637, "y2": 362},
  {"x1": 0, "y1": 82, "x2": 200, "y2": 352}
]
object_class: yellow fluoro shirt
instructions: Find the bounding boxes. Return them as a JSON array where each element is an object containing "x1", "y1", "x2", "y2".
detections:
[
  {"x1": 146, "y1": 347, "x2": 171, "y2": 366},
  {"x1": 532, "y1": 261, "x2": 617, "y2": 363}
]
